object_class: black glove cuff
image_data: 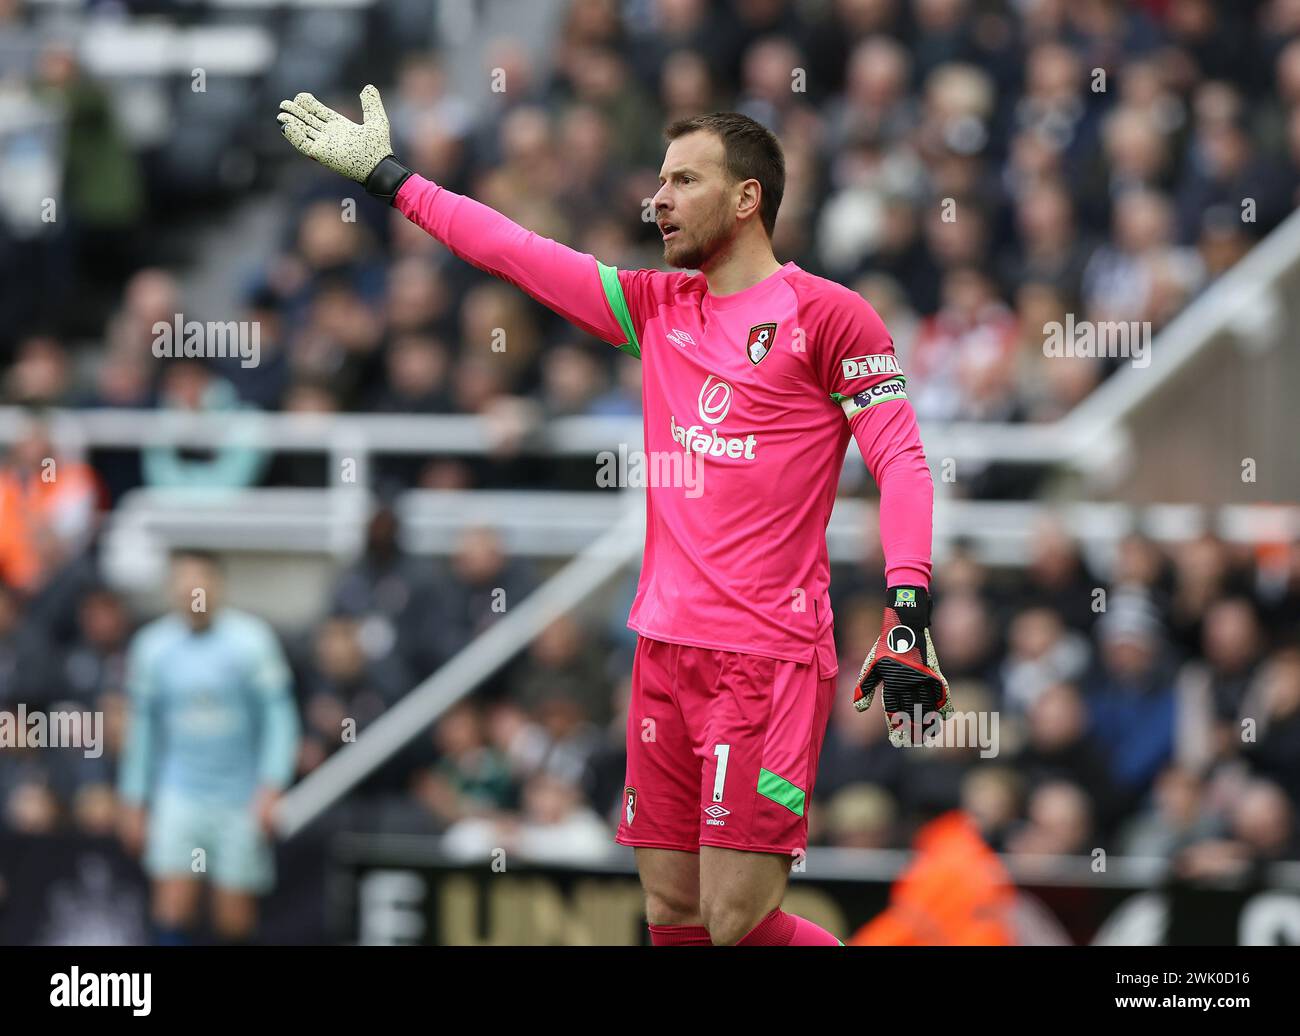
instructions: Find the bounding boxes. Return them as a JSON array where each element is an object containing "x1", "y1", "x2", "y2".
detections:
[
  {"x1": 885, "y1": 585, "x2": 931, "y2": 634},
  {"x1": 364, "y1": 155, "x2": 414, "y2": 204}
]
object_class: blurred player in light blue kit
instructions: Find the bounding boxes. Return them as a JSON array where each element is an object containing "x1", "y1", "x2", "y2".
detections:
[{"x1": 117, "y1": 549, "x2": 300, "y2": 944}]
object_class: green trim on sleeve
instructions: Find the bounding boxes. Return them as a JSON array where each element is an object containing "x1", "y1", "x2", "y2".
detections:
[{"x1": 597, "y1": 261, "x2": 641, "y2": 359}]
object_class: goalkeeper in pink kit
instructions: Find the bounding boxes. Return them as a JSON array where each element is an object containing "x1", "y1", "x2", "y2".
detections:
[{"x1": 279, "y1": 86, "x2": 951, "y2": 946}]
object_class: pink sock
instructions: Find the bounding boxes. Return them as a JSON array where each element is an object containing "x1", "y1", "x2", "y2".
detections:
[
  {"x1": 649, "y1": 923, "x2": 714, "y2": 946},
  {"x1": 737, "y1": 908, "x2": 842, "y2": 946}
]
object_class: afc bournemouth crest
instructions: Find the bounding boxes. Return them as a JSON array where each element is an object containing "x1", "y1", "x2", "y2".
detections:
[
  {"x1": 746, "y1": 322, "x2": 778, "y2": 365},
  {"x1": 625, "y1": 786, "x2": 637, "y2": 826}
]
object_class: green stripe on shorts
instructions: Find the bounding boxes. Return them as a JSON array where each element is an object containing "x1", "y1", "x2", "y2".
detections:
[{"x1": 757, "y1": 768, "x2": 806, "y2": 816}]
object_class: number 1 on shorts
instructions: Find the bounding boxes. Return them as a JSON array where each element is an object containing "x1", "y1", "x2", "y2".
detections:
[{"x1": 712, "y1": 743, "x2": 730, "y2": 803}]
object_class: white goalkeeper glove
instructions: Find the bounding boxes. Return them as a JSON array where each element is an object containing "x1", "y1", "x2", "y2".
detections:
[{"x1": 277, "y1": 84, "x2": 413, "y2": 203}]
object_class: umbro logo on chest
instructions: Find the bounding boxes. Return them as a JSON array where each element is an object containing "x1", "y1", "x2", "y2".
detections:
[{"x1": 664, "y1": 321, "x2": 781, "y2": 364}]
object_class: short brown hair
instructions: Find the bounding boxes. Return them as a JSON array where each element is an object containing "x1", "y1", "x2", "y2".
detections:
[{"x1": 664, "y1": 112, "x2": 785, "y2": 238}]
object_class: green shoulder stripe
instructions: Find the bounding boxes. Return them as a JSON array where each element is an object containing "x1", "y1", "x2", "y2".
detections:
[{"x1": 597, "y1": 261, "x2": 641, "y2": 359}]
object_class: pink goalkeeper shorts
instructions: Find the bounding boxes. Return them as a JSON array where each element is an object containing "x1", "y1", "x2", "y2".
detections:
[{"x1": 615, "y1": 633, "x2": 838, "y2": 857}]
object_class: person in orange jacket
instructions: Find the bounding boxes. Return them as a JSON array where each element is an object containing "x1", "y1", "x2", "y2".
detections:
[
  {"x1": 849, "y1": 809, "x2": 1017, "y2": 946},
  {"x1": 0, "y1": 418, "x2": 102, "y2": 593}
]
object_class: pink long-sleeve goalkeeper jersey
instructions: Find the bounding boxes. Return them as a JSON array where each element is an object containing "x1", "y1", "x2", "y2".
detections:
[{"x1": 395, "y1": 174, "x2": 934, "y2": 670}]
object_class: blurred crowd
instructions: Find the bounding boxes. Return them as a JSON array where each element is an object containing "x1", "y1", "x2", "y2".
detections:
[
  {"x1": 1, "y1": 0, "x2": 1299, "y2": 885},
  {"x1": 820, "y1": 514, "x2": 1300, "y2": 874}
]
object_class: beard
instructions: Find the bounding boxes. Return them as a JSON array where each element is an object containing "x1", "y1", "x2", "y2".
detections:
[{"x1": 663, "y1": 208, "x2": 735, "y2": 270}]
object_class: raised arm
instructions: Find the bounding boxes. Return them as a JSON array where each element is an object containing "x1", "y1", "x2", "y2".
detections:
[
  {"x1": 278, "y1": 85, "x2": 629, "y2": 347},
  {"x1": 394, "y1": 174, "x2": 630, "y2": 345}
]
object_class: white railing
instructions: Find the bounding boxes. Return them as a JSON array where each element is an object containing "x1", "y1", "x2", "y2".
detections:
[
  {"x1": 100, "y1": 487, "x2": 1300, "y2": 572},
  {"x1": 0, "y1": 405, "x2": 1071, "y2": 465}
]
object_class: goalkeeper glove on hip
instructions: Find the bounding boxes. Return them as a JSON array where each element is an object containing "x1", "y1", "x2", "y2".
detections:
[
  {"x1": 855, "y1": 586, "x2": 952, "y2": 747},
  {"x1": 277, "y1": 84, "x2": 413, "y2": 203}
]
